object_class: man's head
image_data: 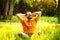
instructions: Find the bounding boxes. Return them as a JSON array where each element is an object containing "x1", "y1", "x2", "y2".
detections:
[{"x1": 25, "y1": 11, "x2": 32, "y2": 20}]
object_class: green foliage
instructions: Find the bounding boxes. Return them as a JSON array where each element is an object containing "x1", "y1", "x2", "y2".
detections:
[
  {"x1": 35, "y1": 0, "x2": 58, "y2": 16},
  {"x1": 56, "y1": 0, "x2": 58, "y2": 8},
  {"x1": 15, "y1": 0, "x2": 20, "y2": 4},
  {"x1": 24, "y1": 0, "x2": 33, "y2": 7},
  {"x1": 14, "y1": 0, "x2": 58, "y2": 16}
]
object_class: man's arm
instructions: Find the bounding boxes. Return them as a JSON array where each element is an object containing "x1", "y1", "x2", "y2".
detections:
[
  {"x1": 32, "y1": 11, "x2": 42, "y2": 22},
  {"x1": 16, "y1": 13, "x2": 25, "y2": 21}
]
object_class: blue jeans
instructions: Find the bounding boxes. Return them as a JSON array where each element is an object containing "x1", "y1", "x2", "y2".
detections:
[{"x1": 28, "y1": 34, "x2": 32, "y2": 37}]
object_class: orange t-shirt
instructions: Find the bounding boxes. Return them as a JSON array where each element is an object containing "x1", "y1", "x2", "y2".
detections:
[{"x1": 21, "y1": 19, "x2": 37, "y2": 34}]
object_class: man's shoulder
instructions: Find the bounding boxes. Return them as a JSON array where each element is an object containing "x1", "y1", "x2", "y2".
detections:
[
  {"x1": 21, "y1": 19, "x2": 27, "y2": 22},
  {"x1": 31, "y1": 19, "x2": 37, "y2": 23}
]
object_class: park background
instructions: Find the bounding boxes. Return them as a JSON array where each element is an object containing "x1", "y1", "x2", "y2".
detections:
[{"x1": 0, "y1": 0, "x2": 59, "y2": 40}]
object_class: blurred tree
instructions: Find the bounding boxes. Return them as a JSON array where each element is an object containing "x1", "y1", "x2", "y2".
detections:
[
  {"x1": 8, "y1": 0, "x2": 15, "y2": 20},
  {"x1": 14, "y1": 0, "x2": 33, "y2": 14},
  {"x1": 4, "y1": 0, "x2": 9, "y2": 19},
  {"x1": 0, "y1": 0, "x2": 3, "y2": 19},
  {"x1": 0, "y1": 0, "x2": 7, "y2": 19},
  {"x1": 58, "y1": 0, "x2": 60, "y2": 23},
  {"x1": 0, "y1": 0, "x2": 15, "y2": 20},
  {"x1": 0, "y1": 0, "x2": 58, "y2": 20},
  {"x1": 35, "y1": 0, "x2": 57, "y2": 16},
  {"x1": 14, "y1": 0, "x2": 57, "y2": 16}
]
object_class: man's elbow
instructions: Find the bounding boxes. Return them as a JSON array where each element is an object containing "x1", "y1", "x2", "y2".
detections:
[
  {"x1": 35, "y1": 11, "x2": 42, "y2": 16},
  {"x1": 16, "y1": 13, "x2": 20, "y2": 16},
  {"x1": 37, "y1": 11, "x2": 42, "y2": 15}
]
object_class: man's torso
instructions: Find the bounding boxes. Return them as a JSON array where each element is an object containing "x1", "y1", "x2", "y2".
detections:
[{"x1": 21, "y1": 19, "x2": 37, "y2": 34}]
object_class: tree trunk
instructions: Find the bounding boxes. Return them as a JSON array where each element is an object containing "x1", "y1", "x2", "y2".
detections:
[
  {"x1": 0, "y1": 0, "x2": 3, "y2": 20},
  {"x1": 8, "y1": 0, "x2": 15, "y2": 20},
  {"x1": 4, "y1": 0, "x2": 9, "y2": 19},
  {"x1": 0, "y1": 0, "x2": 15, "y2": 20},
  {"x1": 0, "y1": 10, "x2": 1, "y2": 20},
  {"x1": 0, "y1": 0, "x2": 5, "y2": 20},
  {"x1": 58, "y1": 1, "x2": 60, "y2": 23}
]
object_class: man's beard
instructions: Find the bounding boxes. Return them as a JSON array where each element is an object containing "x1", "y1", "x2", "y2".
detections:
[{"x1": 28, "y1": 17, "x2": 32, "y2": 19}]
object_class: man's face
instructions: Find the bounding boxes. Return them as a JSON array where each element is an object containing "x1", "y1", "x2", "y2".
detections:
[{"x1": 25, "y1": 12, "x2": 32, "y2": 20}]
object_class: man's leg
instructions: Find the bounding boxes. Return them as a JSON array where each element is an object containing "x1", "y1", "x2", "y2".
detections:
[
  {"x1": 28, "y1": 34, "x2": 32, "y2": 37},
  {"x1": 35, "y1": 30, "x2": 42, "y2": 35},
  {"x1": 17, "y1": 32, "x2": 30, "y2": 40},
  {"x1": 18, "y1": 32, "x2": 29, "y2": 38}
]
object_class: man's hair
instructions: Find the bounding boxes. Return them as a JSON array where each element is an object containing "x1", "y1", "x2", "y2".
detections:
[{"x1": 25, "y1": 11, "x2": 31, "y2": 16}]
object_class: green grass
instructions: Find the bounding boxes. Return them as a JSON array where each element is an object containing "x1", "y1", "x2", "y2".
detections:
[
  {"x1": 11, "y1": 16, "x2": 58, "y2": 23},
  {"x1": 0, "y1": 23, "x2": 60, "y2": 40},
  {"x1": 31, "y1": 24, "x2": 60, "y2": 40},
  {"x1": 0, "y1": 16, "x2": 59, "y2": 40},
  {"x1": 0, "y1": 16, "x2": 58, "y2": 23},
  {"x1": 0, "y1": 24, "x2": 23, "y2": 40},
  {"x1": 40, "y1": 16, "x2": 58, "y2": 23}
]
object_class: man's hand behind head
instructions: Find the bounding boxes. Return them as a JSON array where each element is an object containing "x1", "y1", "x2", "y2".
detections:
[{"x1": 33, "y1": 11, "x2": 42, "y2": 16}]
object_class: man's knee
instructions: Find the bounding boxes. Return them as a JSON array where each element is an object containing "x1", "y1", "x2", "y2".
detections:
[
  {"x1": 35, "y1": 30, "x2": 42, "y2": 35},
  {"x1": 18, "y1": 32, "x2": 29, "y2": 38}
]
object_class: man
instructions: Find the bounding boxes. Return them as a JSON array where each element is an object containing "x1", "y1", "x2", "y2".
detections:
[{"x1": 16, "y1": 11, "x2": 42, "y2": 38}]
